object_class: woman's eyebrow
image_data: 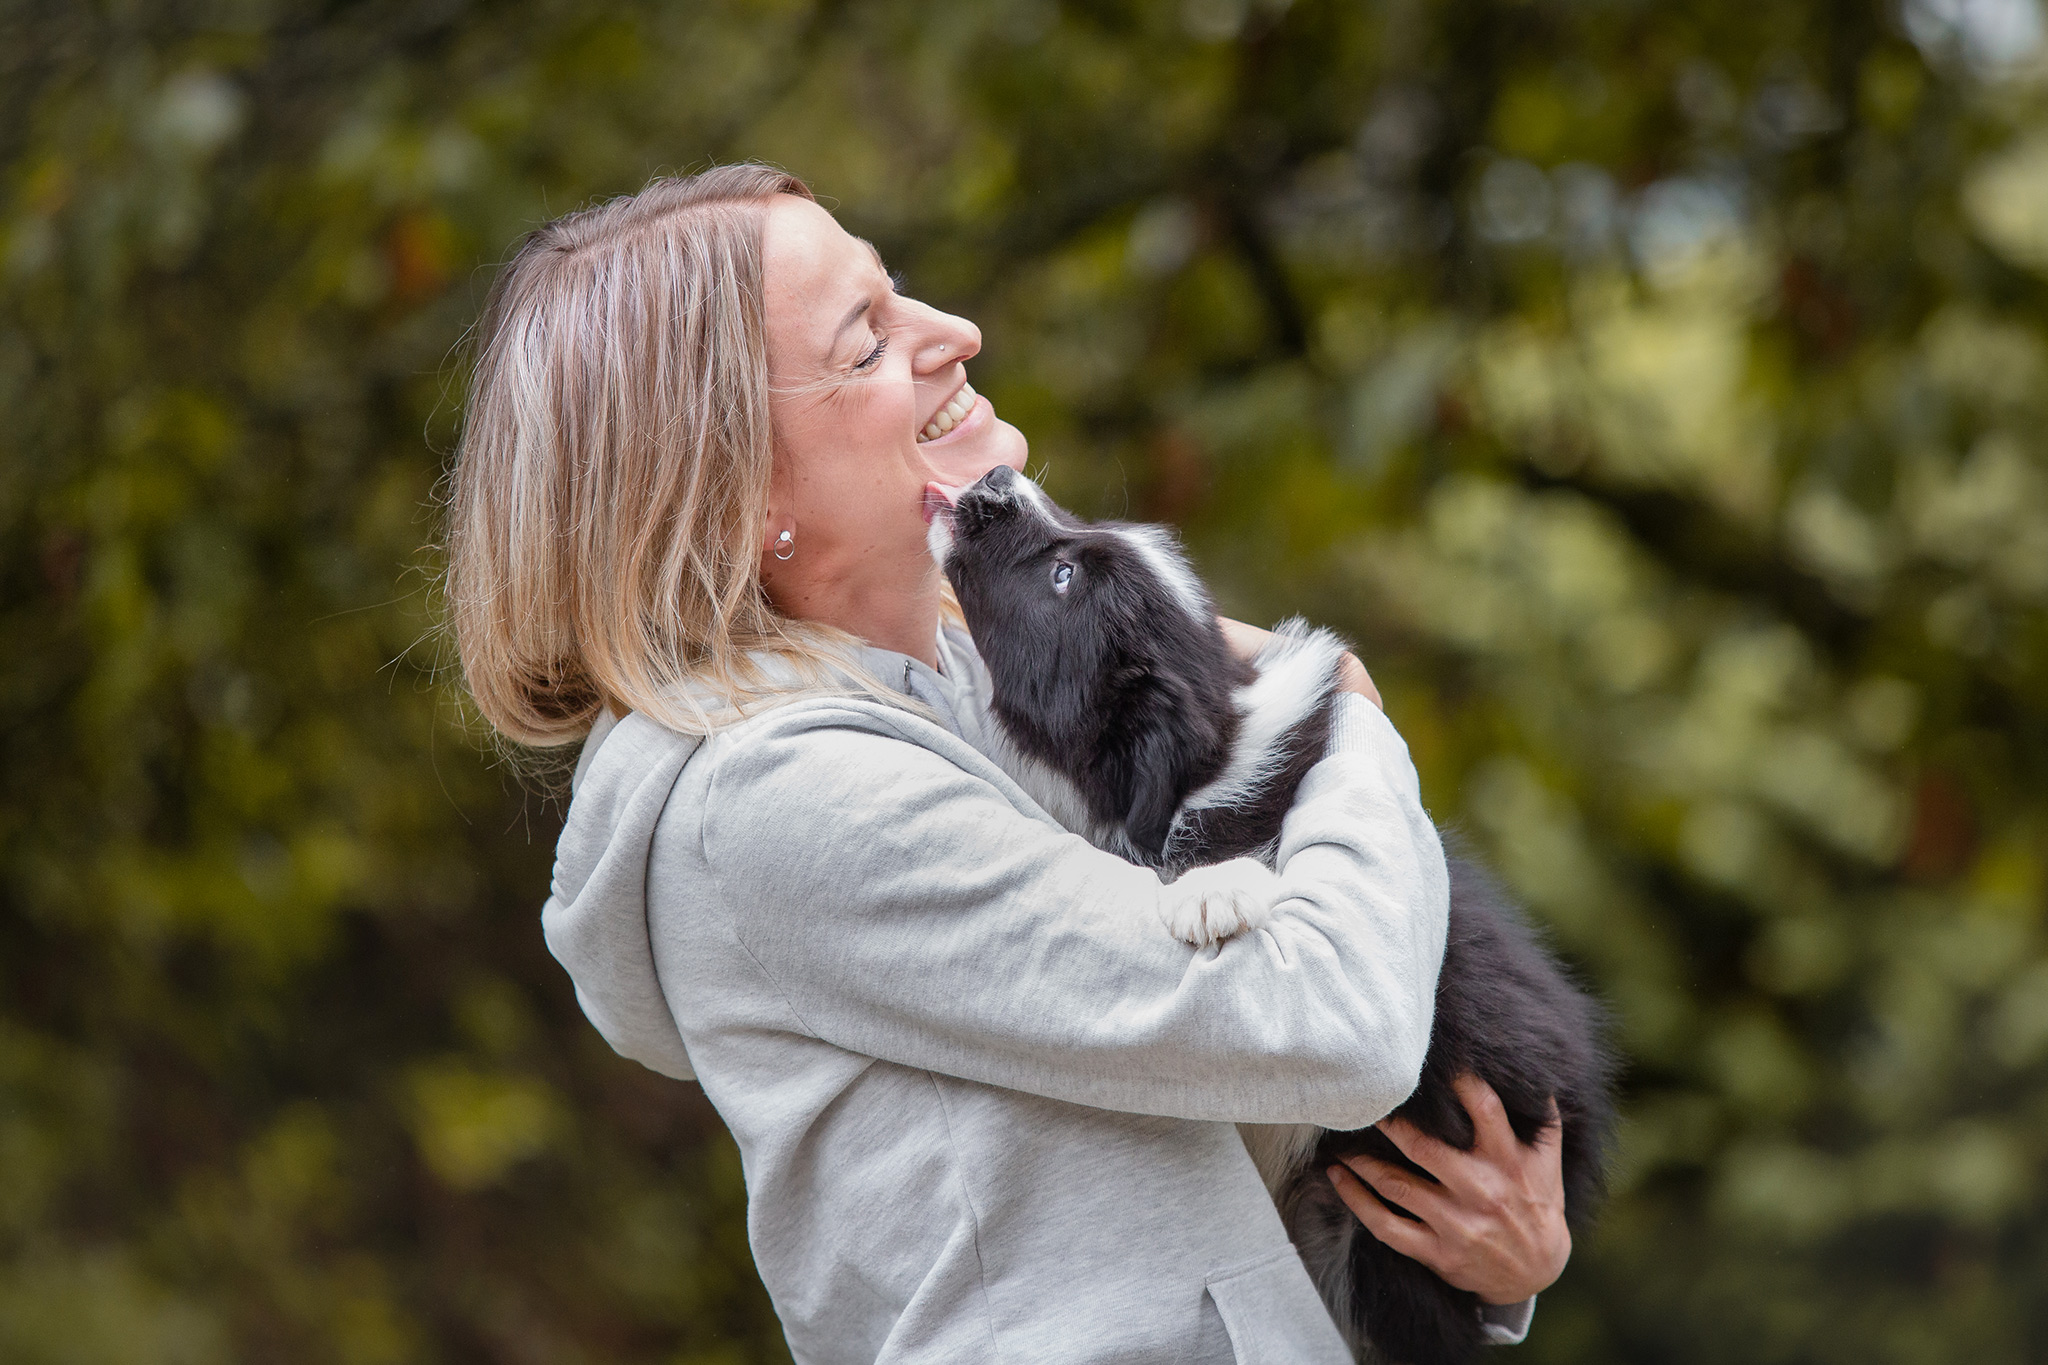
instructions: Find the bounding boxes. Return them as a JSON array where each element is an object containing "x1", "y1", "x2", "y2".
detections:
[{"x1": 832, "y1": 298, "x2": 871, "y2": 347}]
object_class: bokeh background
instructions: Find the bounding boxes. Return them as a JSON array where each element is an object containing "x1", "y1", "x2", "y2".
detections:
[{"x1": 8, "y1": 0, "x2": 2048, "y2": 1360}]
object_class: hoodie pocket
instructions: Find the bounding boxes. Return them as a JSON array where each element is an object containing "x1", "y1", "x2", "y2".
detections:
[{"x1": 1204, "y1": 1246, "x2": 1354, "y2": 1365}]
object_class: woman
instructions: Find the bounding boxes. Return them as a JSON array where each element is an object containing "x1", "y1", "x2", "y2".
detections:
[{"x1": 446, "y1": 165, "x2": 1569, "y2": 1364}]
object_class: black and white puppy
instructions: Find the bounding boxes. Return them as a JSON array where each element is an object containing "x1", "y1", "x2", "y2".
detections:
[{"x1": 928, "y1": 464, "x2": 1616, "y2": 1365}]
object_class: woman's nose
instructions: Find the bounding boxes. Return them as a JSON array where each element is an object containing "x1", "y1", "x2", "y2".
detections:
[{"x1": 913, "y1": 305, "x2": 981, "y2": 373}]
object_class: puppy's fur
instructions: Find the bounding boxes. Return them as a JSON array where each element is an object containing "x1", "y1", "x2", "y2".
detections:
[{"x1": 931, "y1": 465, "x2": 1617, "y2": 1365}]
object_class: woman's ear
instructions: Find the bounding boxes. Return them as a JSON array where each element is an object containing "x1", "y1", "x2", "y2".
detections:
[
  {"x1": 760, "y1": 465, "x2": 793, "y2": 565},
  {"x1": 760, "y1": 450, "x2": 798, "y2": 565}
]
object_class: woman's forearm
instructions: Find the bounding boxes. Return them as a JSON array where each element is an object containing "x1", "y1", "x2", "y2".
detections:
[{"x1": 697, "y1": 696, "x2": 1449, "y2": 1126}]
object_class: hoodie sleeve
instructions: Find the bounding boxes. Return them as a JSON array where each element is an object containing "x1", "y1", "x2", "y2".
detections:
[{"x1": 697, "y1": 693, "x2": 1448, "y2": 1129}]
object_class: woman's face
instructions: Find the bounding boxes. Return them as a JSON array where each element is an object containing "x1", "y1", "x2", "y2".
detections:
[{"x1": 759, "y1": 195, "x2": 1026, "y2": 604}]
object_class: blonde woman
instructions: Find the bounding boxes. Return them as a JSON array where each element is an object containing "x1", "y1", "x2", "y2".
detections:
[{"x1": 447, "y1": 165, "x2": 1569, "y2": 1364}]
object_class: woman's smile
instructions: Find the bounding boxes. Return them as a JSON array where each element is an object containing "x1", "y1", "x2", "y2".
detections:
[
  {"x1": 921, "y1": 390, "x2": 990, "y2": 450},
  {"x1": 917, "y1": 378, "x2": 980, "y2": 443}
]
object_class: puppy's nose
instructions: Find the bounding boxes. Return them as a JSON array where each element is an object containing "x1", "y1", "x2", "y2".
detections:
[{"x1": 956, "y1": 463, "x2": 1012, "y2": 516}]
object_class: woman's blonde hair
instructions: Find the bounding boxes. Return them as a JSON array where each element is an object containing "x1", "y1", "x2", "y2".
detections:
[{"x1": 446, "y1": 164, "x2": 892, "y2": 747}]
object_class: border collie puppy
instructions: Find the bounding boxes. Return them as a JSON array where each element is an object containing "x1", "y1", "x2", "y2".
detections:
[{"x1": 928, "y1": 464, "x2": 1616, "y2": 1365}]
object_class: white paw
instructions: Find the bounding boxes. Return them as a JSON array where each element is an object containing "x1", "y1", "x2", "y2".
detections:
[{"x1": 1158, "y1": 858, "x2": 1282, "y2": 947}]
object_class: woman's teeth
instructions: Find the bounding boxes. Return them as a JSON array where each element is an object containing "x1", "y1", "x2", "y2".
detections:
[{"x1": 917, "y1": 381, "x2": 977, "y2": 442}]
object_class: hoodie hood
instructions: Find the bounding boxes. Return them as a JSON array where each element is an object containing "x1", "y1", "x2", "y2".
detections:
[
  {"x1": 542, "y1": 707, "x2": 705, "y2": 1079},
  {"x1": 541, "y1": 631, "x2": 987, "y2": 1082}
]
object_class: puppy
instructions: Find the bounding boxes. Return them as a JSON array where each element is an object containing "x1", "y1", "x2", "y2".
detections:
[{"x1": 928, "y1": 464, "x2": 1616, "y2": 1365}]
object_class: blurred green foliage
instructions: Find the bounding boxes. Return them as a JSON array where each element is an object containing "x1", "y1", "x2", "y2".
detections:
[{"x1": 5, "y1": 0, "x2": 2048, "y2": 1360}]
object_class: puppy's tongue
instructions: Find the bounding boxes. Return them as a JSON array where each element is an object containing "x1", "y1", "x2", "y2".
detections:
[{"x1": 922, "y1": 482, "x2": 962, "y2": 526}]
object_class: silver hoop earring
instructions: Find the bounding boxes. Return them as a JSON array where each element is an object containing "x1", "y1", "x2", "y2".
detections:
[{"x1": 773, "y1": 529, "x2": 796, "y2": 561}]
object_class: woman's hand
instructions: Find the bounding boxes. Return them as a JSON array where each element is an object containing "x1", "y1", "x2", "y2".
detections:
[
  {"x1": 1216, "y1": 616, "x2": 1382, "y2": 709},
  {"x1": 1325, "y1": 1075, "x2": 1571, "y2": 1306}
]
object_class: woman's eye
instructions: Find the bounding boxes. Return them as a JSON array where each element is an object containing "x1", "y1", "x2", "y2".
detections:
[
  {"x1": 1051, "y1": 561, "x2": 1075, "y2": 594},
  {"x1": 854, "y1": 334, "x2": 889, "y2": 372}
]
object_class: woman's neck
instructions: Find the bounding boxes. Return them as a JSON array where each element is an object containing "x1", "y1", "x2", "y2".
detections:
[{"x1": 775, "y1": 558, "x2": 943, "y2": 668}]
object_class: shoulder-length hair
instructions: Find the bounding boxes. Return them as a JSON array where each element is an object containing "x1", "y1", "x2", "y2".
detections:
[{"x1": 445, "y1": 164, "x2": 893, "y2": 747}]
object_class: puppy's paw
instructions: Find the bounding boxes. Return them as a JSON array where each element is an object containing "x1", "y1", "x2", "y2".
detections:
[{"x1": 1159, "y1": 858, "x2": 1282, "y2": 947}]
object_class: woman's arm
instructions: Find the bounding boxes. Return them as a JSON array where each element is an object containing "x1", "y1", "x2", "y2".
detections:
[{"x1": 696, "y1": 694, "x2": 1448, "y2": 1129}]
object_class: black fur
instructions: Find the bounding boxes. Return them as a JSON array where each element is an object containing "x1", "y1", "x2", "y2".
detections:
[
  {"x1": 935, "y1": 465, "x2": 1618, "y2": 1365},
  {"x1": 936, "y1": 466, "x2": 1250, "y2": 861}
]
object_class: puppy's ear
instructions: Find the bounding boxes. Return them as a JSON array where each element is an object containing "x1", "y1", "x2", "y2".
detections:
[{"x1": 1123, "y1": 722, "x2": 1188, "y2": 861}]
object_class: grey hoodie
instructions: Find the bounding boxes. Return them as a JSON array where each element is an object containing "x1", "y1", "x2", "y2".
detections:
[{"x1": 543, "y1": 627, "x2": 1531, "y2": 1363}]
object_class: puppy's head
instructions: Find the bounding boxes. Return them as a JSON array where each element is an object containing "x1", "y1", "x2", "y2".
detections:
[{"x1": 929, "y1": 465, "x2": 1244, "y2": 858}]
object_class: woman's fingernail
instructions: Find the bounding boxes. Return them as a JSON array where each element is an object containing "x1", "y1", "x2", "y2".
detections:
[{"x1": 1326, "y1": 1165, "x2": 1343, "y2": 1185}]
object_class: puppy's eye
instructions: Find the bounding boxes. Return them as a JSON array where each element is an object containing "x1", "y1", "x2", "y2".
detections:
[{"x1": 1051, "y1": 561, "x2": 1075, "y2": 594}]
